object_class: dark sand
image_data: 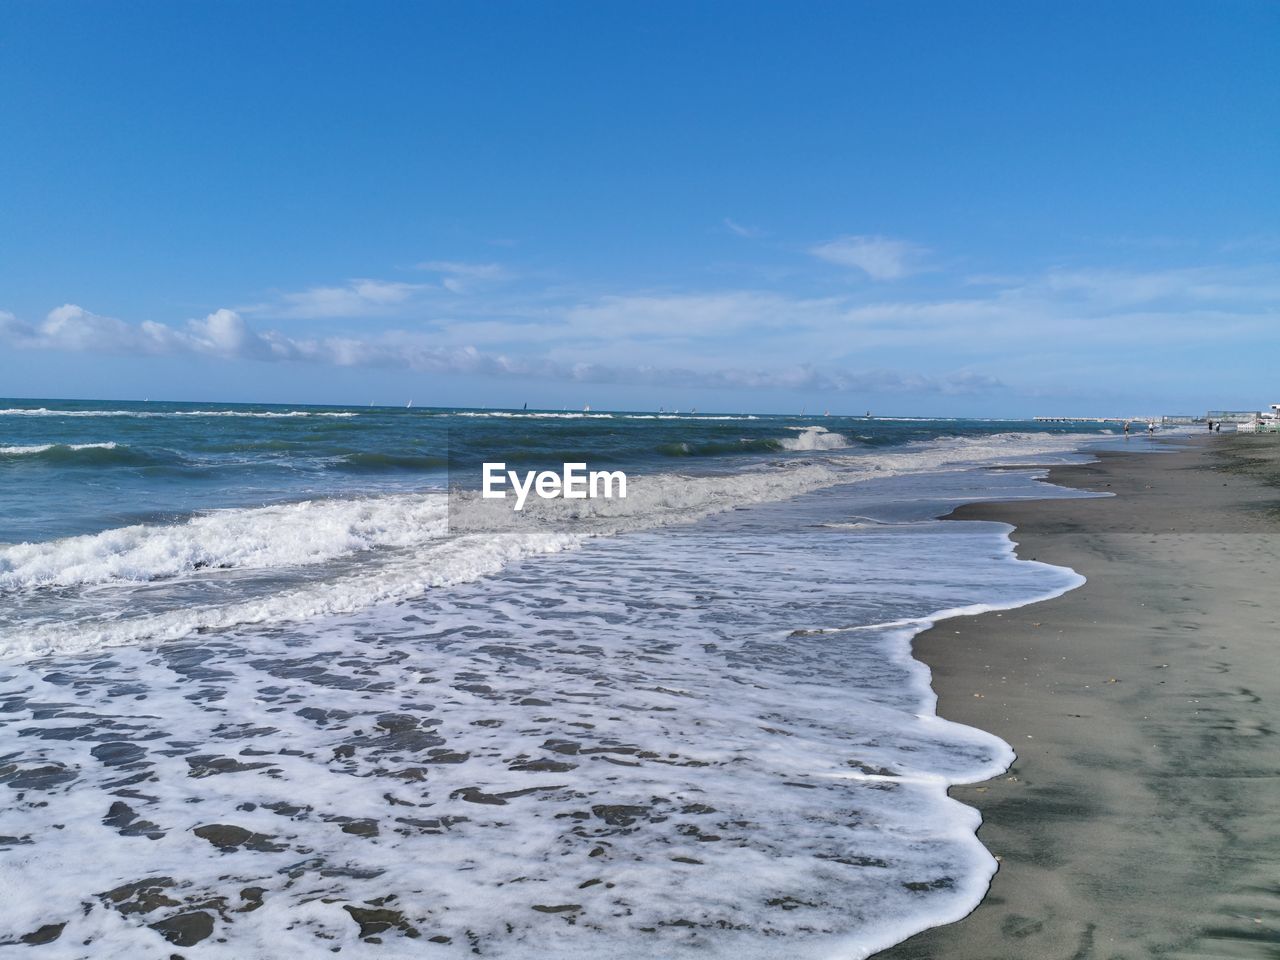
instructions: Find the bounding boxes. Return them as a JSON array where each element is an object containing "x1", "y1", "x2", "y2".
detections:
[{"x1": 878, "y1": 436, "x2": 1280, "y2": 959}]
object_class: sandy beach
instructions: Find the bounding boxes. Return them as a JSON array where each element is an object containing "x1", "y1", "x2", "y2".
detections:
[{"x1": 879, "y1": 435, "x2": 1280, "y2": 959}]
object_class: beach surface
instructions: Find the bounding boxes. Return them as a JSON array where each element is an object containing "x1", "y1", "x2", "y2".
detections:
[{"x1": 879, "y1": 435, "x2": 1280, "y2": 959}]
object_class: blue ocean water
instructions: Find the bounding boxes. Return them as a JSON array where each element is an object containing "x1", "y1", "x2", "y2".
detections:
[
  {"x1": 0, "y1": 398, "x2": 1129, "y2": 956},
  {"x1": 0, "y1": 398, "x2": 1117, "y2": 542}
]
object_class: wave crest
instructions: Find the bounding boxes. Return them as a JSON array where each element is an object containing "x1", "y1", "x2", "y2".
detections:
[
  {"x1": 0, "y1": 442, "x2": 161, "y2": 466},
  {"x1": 779, "y1": 426, "x2": 850, "y2": 451},
  {"x1": 0, "y1": 495, "x2": 450, "y2": 591}
]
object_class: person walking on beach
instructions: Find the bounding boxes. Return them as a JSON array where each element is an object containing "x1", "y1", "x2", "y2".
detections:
[
  {"x1": 1208, "y1": 419, "x2": 1215, "y2": 432},
  {"x1": 1148, "y1": 421, "x2": 1155, "y2": 436},
  {"x1": 1123, "y1": 421, "x2": 1130, "y2": 437}
]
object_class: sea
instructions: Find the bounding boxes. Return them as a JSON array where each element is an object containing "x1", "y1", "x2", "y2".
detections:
[{"x1": 0, "y1": 399, "x2": 1143, "y2": 957}]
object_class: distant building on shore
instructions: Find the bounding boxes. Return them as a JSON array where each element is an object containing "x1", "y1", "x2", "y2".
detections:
[
  {"x1": 1206, "y1": 410, "x2": 1264, "y2": 424},
  {"x1": 1237, "y1": 405, "x2": 1280, "y2": 434},
  {"x1": 1038, "y1": 409, "x2": 1279, "y2": 433},
  {"x1": 1034, "y1": 416, "x2": 1153, "y2": 424}
]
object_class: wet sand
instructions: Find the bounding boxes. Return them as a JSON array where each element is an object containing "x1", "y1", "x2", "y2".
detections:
[{"x1": 878, "y1": 435, "x2": 1280, "y2": 959}]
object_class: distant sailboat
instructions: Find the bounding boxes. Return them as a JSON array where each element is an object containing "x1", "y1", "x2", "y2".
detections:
[
  {"x1": 583, "y1": 404, "x2": 591, "y2": 412},
  {"x1": 406, "y1": 400, "x2": 413, "y2": 409},
  {"x1": 523, "y1": 402, "x2": 527, "y2": 411}
]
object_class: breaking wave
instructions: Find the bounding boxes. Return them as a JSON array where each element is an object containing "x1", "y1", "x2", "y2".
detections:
[
  {"x1": 0, "y1": 430, "x2": 1095, "y2": 657},
  {"x1": 779, "y1": 425, "x2": 851, "y2": 451},
  {"x1": 0, "y1": 442, "x2": 162, "y2": 466},
  {"x1": 0, "y1": 407, "x2": 357, "y2": 418},
  {"x1": 0, "y1": 495, "x2": 451, "y2": 590}
]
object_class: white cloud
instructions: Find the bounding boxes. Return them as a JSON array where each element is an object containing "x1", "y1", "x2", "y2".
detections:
[
  {"x1": 1037, "y1": 266, "x2": 1280, "y2": 305},
  {"x1": 5, "y1": 304, "x2": 185, "y2": 355},
  {"x1": 0, "y1": 303, "x2": 1004, "y2": 396},
  {"x1": 187, "y1": 308, "x2": 277, "y2": 359},
  {"x1": 723, "y1": 218, "x2": 765, "y2": 239},
  {"x1": 416, "y1": 261, "x2": 506, "y2": 280},
  {"x1": 245, "y1": 265, "x2": 513, "y2": 316},
  {"x1": 1, "y1": 305, "x2": 292, "y2": 361},
  {"x1": 563, "y1": 292, "x2": 843, "y2": 338},
  {"x1": 416, "y1": 261, "x2": 509, "y2": 294},
  {"x1": 6, "y1": 261, "x2": 1275, "y2": 401},
  {"x1": 810, "y1": 235, "x2": 926, "y2": 280},
  {"x1": 249, "y1": 279, "x2": 428, "y2": 319}
]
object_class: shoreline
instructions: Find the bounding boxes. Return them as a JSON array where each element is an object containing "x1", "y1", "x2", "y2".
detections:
[
  {"x1": 1, "y1": 430, "x2": 1102, "y2": 956},
  {"x1": 878, "y1": 436, "x2": 1280, "y2": 958}
]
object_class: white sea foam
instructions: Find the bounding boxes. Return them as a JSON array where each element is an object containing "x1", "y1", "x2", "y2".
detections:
[
  {"x1": 0, "y1": 466, "x2": 845, "y2": 655},
  {"x1": 455, "y1": 411, "x2": 617, "y2": 419},
  {"x1": 0, "y1": 441, "x2": 120, "y2": 455},
  {"x1": 0, "y1": 431, "x2": 1097, "y2": 658},
  {"x1": 779, "y1": 424, "x2": 850, "y2": 451},
  {"x1": 0, "y1": 467, "x2": 842, "y2": 600},
  {"x1": 452, "y1": 461, "x2": 841, "y2": 531},
  {"x1": 0, "y1": 495, "x2": 450, "y2": 590},
  {"x1": 622, "y1": 414, "x2": 760, "y2": 420},
  {"x1": 0, "y1": 499, "x2": 1084, "y2": 958},
  {"x1": 0, "y1": 408, "x2": 357, "y2": 418},
  {"x1": 453, "y1": 411, "x2": 761, "y2": 421},
  {"x1": 0, "y1": 432, "x2": 1103, "y2": 960}
]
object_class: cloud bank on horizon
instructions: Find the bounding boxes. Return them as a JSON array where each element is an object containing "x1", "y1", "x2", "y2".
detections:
[{"x1": 2, "y1": 244, "x2": 1276, "y2": 410}]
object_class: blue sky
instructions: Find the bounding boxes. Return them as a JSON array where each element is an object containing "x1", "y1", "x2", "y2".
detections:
[{"x1": 1, "y1": 1, "x2": 1276, "y2": 415}]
